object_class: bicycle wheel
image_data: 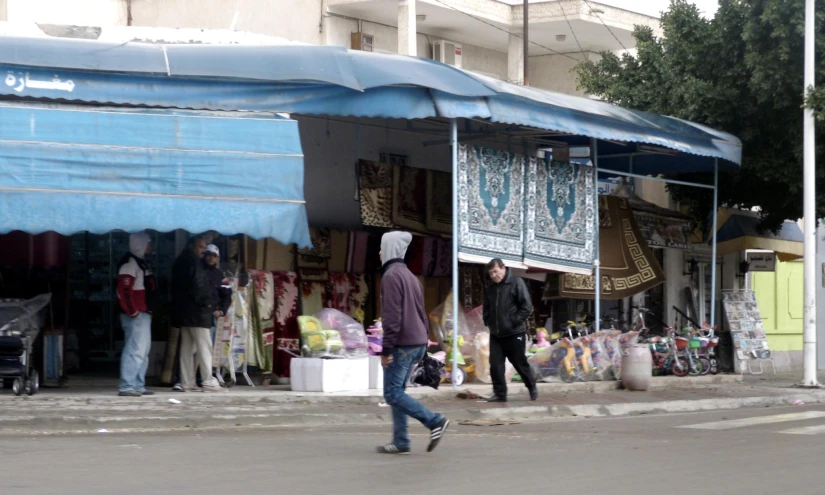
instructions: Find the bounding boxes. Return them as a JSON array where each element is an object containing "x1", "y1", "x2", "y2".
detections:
[
  {"x1": 671, "y1": 356, "x2": 690, "y2": 377},
  {"x1": 697, "y1": 357, "x2": 711, "y2": 376},
  {"x1": 688, "y1": 357, "x2": 704, "y2": 377}
]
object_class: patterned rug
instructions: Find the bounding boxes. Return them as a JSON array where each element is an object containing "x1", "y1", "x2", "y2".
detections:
[
  {"x1": 359, "y1": 159, "x2": 395, "y2": 228},
  {"x1": 426, "y1": 170, "x2": 453, "y2": 234},
  {"x1": 298, "y1": 227, "x2": 331, "y2": 259},
  {"x1": 542, "y1": 196, "x2": 665, "y2": 300},
  {"x1": 248, "y1": 270, "x2": 274, "y2": 374},
  {"x1": 328, "y1": 230, "x2": 348, "y2": 273},
  {"x1": 392, "y1": 166, "x2": 428, "y2": 232},
  {"x1": 524, "y1": 157, "x2": 596, "y2": 275},
  {"x1": 432, "y1": 237, "x2": 452, "y2": 277},
  {"x1": 300, "y1": 281, "x2": 328, "y2": 316},
  {"x1": 346, "y1": 231, "x2": 369, "y2": 274},
  {"x1": 272, "y1": 271, "x2": 299, "y2": 378},
  {"x1": 457, "y1": 144, "x2": 525, "y2": 265}
]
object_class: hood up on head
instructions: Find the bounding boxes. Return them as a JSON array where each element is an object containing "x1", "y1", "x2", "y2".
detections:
[
  {"x1": 129, "y1": 232, "x2": 151, "y2": 259},
  {"x1": 380, "y1": 231, "x2": 413, "y2": 264}
]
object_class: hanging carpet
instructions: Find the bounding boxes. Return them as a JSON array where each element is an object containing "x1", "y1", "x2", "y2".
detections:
[
  {"x1": 359, "y1": 159, "x2": 395, "y2": 228},
  {"x1": 272, "y1": 271, "x2": 299, "y2": 378},
  {"x1": 300, "y1": 281, "x2": 328, "y2": 316},
  {"x1": 457, "y1": 144, "x2": 525, "y2": 266},
  {"x1": 543, "y1": 196, "x2": 665, "y2": 300},
  {"x1": 524, "y1": 157, "x2": 596, "y2": 275},
  {"x1": 392, "y1": 165, "x2": 428, "y2": 232},
  {"x1": 426, "y1": 170, "x2": 453, "y2": 234},
  {"x1": 248, "y1": 270, "x2": 274, "y2": 374},
  {"x1": 298, "y1": 227, "x2": 331, "y2": 259}
]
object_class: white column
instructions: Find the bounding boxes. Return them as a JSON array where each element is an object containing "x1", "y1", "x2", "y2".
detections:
[
  {"x1": 803, "y1": 0, "x2": 818, "y2": 386},
  {"x1": 508, "y1": 29, "x2": 524, "y2": 85},
  {"x1": 398, "y1": 0, "x2": 417, "y2": 56}
]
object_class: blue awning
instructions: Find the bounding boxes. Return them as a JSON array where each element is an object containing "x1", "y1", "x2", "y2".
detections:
[
  {"x1": 0, "y1": 36, "x2": 742, "y2": 175},
  {"x1": 0, "y1": 102, "x2": 311, "y2": 246}
]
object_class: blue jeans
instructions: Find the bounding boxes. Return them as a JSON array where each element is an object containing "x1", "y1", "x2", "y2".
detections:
[
  {"x1": 120, "y1": 313, "x2": 152, "y2": 393},
  {"x1": 383, "y1": 345, "x2": 443, "y2": 449}
]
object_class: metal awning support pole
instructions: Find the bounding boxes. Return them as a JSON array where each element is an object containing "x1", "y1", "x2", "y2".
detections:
[
  {"x1": 592, "y1": 138, "x2": 600, "y2": 332},
  {"x1": 710, "y1": 159, "x2": 718, "y2": 327},
  {"x1": 451, "y1": 118, "x2": 460, "y2": 390}
]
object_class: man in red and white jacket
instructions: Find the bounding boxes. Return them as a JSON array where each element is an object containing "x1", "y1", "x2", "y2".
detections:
[{"x1": 116, "y1": 232, "x2": 157, "y2": 397}]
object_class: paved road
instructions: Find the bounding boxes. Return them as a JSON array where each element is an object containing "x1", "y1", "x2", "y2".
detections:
[{"x1": 3, "y1": 404, "x2": 825, "y2": 495}]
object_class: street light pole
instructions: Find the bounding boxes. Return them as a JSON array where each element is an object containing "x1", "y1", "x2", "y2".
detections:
[{"x1": 802, "y1": 0, "x2": 818, "y2": 387}]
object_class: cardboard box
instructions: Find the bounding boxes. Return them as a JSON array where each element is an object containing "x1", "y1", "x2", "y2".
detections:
[
  {"x1": 290, "y1": 357, "x2": 369, "y2": 392},
  {"x1": 369, "y1": 355, "x2": 384, "y2": 390}
]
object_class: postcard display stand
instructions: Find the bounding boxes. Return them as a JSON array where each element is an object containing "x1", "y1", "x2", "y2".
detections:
[{"x1": 722, "y1": 290, "x2": 776, "y2": 375}]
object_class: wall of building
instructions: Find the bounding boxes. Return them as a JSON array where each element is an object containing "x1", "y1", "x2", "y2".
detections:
[
  {"x1": 0, "y1": 0, "x2": 7, "y2": 22},
  {"x1": 6, "y1": 0, "x2": 125, "y2": 25},
  {"x1": 529, "y1": 52, "x2": 600, "y2": 96},
  {"x1": 130, "y1": 0, "x2": 323, "y2": 45}
]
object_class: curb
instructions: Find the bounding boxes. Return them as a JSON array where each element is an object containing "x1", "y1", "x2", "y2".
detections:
[{"x1": 2, "y1": 387, "x2": 821, "y2": 437}]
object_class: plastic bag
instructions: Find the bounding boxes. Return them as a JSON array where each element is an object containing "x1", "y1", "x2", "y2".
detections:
[
  {"x1": 366, "y1": 320, "x2": 383, "y2": 356},
  {"x1": 298, "y1": 315, "x2": 345, "y2": 357},
  {"x1": 315, "y1": 308, "x2": 368, "y2": 357},
  {"x1": 588, "y1": 331, "x2": 613, "y2": 380},
  {"x1": 528, "y1": 338, "x2": 581, "y2": 383},
  {"x1": 572, "y1": 336, "x2": 597, "y2": 380},
  {"x1": 412, "y1": 354, "x2": 445, "y2": 389},
  {"x1": 472, "y1": 332, "x2": 491, "y2": 383}
]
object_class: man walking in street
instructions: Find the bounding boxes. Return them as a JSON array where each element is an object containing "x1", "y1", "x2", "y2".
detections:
[
  {"x1": 483, "y1": 258, "x2": 538, "y2": 403},
  {"x1": 377, "y1": 231, "x2": 449, "y2": 455},
  {"x1": 116, "y1": 232, "x2": 157, "y2": 397},
  {"x1": 171, "y1": 236, "x2": 224, "y2": 392}
]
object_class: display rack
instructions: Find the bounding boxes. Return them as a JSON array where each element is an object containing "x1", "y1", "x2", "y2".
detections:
[{"x1": 722, "y1": 290, "x2": 776, "y2": 375}]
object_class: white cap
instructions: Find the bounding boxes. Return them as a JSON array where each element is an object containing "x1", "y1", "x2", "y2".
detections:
[{"x1": 205, "y1": 244, "x2": 220, "y2": 256}]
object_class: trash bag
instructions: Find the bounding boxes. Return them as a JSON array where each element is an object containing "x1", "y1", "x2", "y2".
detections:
[{"x1": 413, "y1": 354, "x2": 445, "y2": 389}]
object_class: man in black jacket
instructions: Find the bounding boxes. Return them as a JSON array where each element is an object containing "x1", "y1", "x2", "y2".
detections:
[
  {"x1": 171, "y1": 236, "x2": 224, "y2": 392},
  {"x1": 482, "y1": 258, "x2": 538, "y2": 403}
]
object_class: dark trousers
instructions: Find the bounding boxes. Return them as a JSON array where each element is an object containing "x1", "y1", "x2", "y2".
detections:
[{"x1": 490, "y1": 332, "x2": 536, "y2": 399}]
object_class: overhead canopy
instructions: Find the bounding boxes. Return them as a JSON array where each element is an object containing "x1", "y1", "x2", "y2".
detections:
[
  {"x1": 0, "y1": 35, "x2": 741, "y2": 176},
  {"x1": 712, "y1": 210, "x2": 803, "y2": 261},
  {"x1": 0, "y1": 103, "x2": 310, "y2": 246}
]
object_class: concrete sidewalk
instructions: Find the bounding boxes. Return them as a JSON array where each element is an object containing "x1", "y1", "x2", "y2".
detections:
[{"x1": 1, "y1": 373, "x2": 824, "y2": 435}]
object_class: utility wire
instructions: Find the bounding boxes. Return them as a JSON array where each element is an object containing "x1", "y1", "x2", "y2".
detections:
[
  {"x1": 430, "y1": 0, "x2": 581, "y2": 62},
  {"x1": 582, "y1": 0, "x2": 629, "y2": 52},
  {"x1": 557, "y1": 0, "x2": 589, "y2": 61}
]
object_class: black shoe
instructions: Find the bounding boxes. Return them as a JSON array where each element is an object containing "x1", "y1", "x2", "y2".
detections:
[
  {"x1": 118, "y1": 390, "x2": 142, "y2": 397},
  {"x1": 427, "y1": 418, "x2": 450, "y2": 453},
  {"x1": 486, "y1": 396, "x2": 507, "y2": 403},
  {"x1": 376, "y1": 444, "x2": 410, "y2": 455},
  {"x1": 529, "y1": 387, "x2": 538, "y2": 401},
  {"x1": 142, "y1": 390, "x2": 155, "y2": 396}
]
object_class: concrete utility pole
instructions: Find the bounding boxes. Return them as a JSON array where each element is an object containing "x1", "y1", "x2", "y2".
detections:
[
  {"x1": 523, "y1": 0, "x2": 529, "y2": 86},
  {"x1": 802, "y1": 0, "x2": 819, "y2": 387}
]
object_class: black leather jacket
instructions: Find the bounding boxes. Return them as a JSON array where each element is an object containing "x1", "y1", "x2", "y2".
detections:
[
  {"x1": 483, "y1": 270, "x2": 533, "y2": 338},
  {"x1": 171, "y1": 249, "x2": 212, "y2": 329}
]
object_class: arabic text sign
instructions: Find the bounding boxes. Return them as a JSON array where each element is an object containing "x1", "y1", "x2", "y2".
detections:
[
  {"x1": 746, "y1": 252, "x2": 776, "y2": 272},
  {"x1": 5, "y1": 70, "x2": 75, "y2": 94}
]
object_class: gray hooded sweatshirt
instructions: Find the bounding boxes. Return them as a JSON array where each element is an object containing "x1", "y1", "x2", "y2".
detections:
[{"x1": 380, "y1": 232, "x2": 429, "y2": 356}]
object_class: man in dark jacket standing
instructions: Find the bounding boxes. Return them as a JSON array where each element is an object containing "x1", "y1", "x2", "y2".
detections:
[
  {"x1": 483, "y1": 258, "x2": 538, "y2": 403},
  {"x1": 377, "y1": 231, "x2": 449, "y2": 455},
  {"x1": 171, "y1": 236, "x2": 224, "y2": 392}
]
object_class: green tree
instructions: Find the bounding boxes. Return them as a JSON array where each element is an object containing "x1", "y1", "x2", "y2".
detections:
[{"x1": 576, "y1": 0, "x2": 825, "y2": 230}]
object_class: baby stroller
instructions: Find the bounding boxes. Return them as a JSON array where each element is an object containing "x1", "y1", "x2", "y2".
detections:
[{"x1": 0, "y1": 294, "x2": 50, "y2": 396}]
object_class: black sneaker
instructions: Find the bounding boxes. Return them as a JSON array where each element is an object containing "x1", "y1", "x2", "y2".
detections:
[
  {"x1": 427, "y1": 418, "x2": 450, "y2": 453},
  {"x1": 142, "y1": 390, "x2": 155, "y2": 396},
  {"x1": 376, "y1": 444, "x2": 410, "y2": 455},
  {"x1": 529, "y1": 387, "x2": 538, "y2": 401},
  {"x1": 118, "y1": 390, "x2": 142, "y2": 397},
  {"x1": 486, "y1": 396, "x2": 507, "y2": 403},
  {"x1": 171, "y1": 383, "x2": 183, "y2": 392}
]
